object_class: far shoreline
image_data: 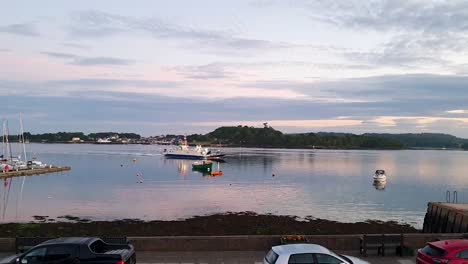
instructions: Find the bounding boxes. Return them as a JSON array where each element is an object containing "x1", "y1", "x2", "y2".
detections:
[{"x1": 14, "y1": 141, "x2": 466, "y2": 151}]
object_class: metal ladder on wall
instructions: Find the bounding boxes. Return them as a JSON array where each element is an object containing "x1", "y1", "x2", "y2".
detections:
[{"x1": 446, "y1": 190, "x2": 458, "y2": 204}]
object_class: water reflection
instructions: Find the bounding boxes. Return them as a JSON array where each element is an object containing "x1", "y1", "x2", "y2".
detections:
[
  {"x1": 373, "y1": 180, "x2": 387, "y2": 190},
  {"x1": 0, "y1": 175, "x2": 26, "y2": 221},
  {"x1": 176, "y1": 160, "x2": 189, "y2": 177}
]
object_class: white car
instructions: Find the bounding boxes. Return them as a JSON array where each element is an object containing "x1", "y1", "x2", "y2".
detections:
[{"x1": 264, "y1": 244, "x2": 369, "y2": 264}]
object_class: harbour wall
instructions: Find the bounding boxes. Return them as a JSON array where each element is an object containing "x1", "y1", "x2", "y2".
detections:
[
  {"x1": 0, "y1": 166, "x2": 71, "y2": 179},
  {"x1": 423, "y1": 202, "x2": 468, "y2": 233}
]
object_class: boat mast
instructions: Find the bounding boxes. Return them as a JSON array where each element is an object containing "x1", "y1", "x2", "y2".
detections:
[
  {"x1": 19, "y1": 113, "x2": 27, "y2": 161},
  {"x1": 4, "y1": 121, "x2": 12, "y2": 162},
  {"x1": 1, "y1": 120, "x2": 4, "y2": 159}
]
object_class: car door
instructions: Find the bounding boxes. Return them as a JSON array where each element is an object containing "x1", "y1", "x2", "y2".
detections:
[
  {"x1": 314, "y1": 253, "x2": 346, "y2": 264},
  {"x1": 19, "y1": 247, "x2": 47, "y2": 264},
  {"x1": 43, "y1": 245, "x2": 79, "y2": 264},
  {"x1": 288, "y1": 253, "x2": 315, "y2": 264}
]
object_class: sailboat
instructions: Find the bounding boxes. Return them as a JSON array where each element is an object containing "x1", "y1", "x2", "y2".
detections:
[
  {"x1": 0, "y1": 114, "x2": 47, "y2": 172},
  {"x1": 0, "y1": 121, "x2": 8, "y2": 172},
  {"x1": 0, "y1": 120, "x2": 14, "y2": 171}
]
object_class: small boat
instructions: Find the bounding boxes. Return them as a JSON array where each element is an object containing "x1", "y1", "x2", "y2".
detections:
[
  {"x1": 373, "y1": 170, "x2": 387, "y2": 181},
  {"x1": 192, "y1": 161, "x2": 213, "y2": 171},
  {"x1": 210, "y1": 171, "x2": 223, "y2": 177},
  {"x1": 27, "y1": 160, "x2": 48, "y2": 169}
]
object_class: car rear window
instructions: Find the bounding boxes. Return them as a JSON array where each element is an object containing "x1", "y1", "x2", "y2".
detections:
[
  {"x1": 265, "y1": 249, "x2": 279, "y2": 264},
  {"x1": 421, "y1": 245, "x2": 447, "y2": 257},
  {"x1": 89, "y1": 240, "x2": 107, "y2": 253}
]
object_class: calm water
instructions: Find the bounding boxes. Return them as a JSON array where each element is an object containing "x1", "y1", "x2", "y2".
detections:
[{"x1": 1, "y1": 143, "x2": 467, "y2": 228}]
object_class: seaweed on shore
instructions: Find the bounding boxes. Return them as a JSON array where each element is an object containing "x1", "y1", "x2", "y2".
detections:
[{"x1": 0, "y1": 212, "x2": 419, "y2": 237}]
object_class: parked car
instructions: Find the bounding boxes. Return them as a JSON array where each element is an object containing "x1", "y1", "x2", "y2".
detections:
[
  {"x1": 0, "y1": 237, "x2": 136, "y2": 264},
  {"x1": 264, "y1": 243, "x2": 369, "y2": 264},
  {"x1": 417, "y1": 239, "x2": 468, "y2": 264}
]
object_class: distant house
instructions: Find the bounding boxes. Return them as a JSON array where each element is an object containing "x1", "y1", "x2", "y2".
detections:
[
  {"x1": 71, "y1": 137, "x2": 83, "y2": 143},
  {"x1": 97, "y1": 138, "x2": 111, "y2": 143}
]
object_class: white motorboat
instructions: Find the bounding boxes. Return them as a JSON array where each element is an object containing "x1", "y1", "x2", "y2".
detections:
[
  {"x1": 373, "y1": 170, "x2": 387, "y2": 181},
  {"x1": 27, "y1": 160, "x2": 48, "y2": 169}
]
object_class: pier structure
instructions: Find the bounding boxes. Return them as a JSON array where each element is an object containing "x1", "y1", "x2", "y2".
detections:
[
  {"x1": 0, "y1": 166, "x2": 71, "y2": 178},
  {"x1": 423, "y1": 202, "x2": 468, "y2": 233}
]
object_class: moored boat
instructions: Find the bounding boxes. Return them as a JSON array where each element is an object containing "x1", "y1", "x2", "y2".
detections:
[
  {"x1": 192, "y1": 160, "x2": 213, "y2": 171},
  {"x1": 210, "y1": 171, "x2": 223, "y2": 177},
  {"x1": 373, "y1": 170, "x2": 387, "y2": 181}
]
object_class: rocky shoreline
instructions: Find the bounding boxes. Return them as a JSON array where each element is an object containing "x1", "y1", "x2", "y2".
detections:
[{"x1": 0, "y1": 212, "x2": 419, "y2": 237}]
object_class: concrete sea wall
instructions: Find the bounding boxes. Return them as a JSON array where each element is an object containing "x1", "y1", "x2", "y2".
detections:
[{"x1": 423, "y1": 202, "x2": 468, "y2": 233}]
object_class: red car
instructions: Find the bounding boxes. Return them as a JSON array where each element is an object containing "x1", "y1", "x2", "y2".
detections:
[{"x1": 417, "y1": 240, "x2": 468, "y2": 264}]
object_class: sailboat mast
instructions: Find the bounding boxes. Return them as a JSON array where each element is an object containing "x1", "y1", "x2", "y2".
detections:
[
  {"x1": 19, "y1": 113, "x2": 27, "y2": 161},
  {"x1": 1, "y1": 120, "x2": 5, "y2": 159},
  {"x1": 5, "y1": 121, "x2": 12, "y2": 162}
]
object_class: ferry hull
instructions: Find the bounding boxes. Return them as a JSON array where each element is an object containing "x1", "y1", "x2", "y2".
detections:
[{"x1": 164, "y1": 153, "x2": 208, "y2": 160}]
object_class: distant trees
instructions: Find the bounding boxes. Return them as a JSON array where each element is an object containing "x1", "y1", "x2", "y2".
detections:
[
  {"x1": 190, "y1": 126, "x2": 405, "y2": 149},
  {"x1": 88, "y1": 132, "x2": 140, "y2": 140},
  {"x1": 10, "y1": 132, "x2": 141, "y2": 142},
  {"x1": 364, "y1": 133, "x2": 468, "y2": 149},
  {"x1": 21, "y1": 132, "x2": 89, "y2": 142},
  {"x1": 8, "y1": 127, "x2": 468, "y2": 150},
  {"x1": 207, "y1": 126, "x2": 285, "y2": 147},
  {"x1": 462, "y1": 143, "x2": 468, "y2": 150}
]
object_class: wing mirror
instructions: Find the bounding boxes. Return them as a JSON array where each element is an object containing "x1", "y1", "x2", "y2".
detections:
[{"x1": 20, "y1": 258, "x2": 27, "y2": 264}]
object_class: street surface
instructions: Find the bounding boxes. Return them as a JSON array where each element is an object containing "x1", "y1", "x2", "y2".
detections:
[{"x1": 0, "y1": 251, "x2": 417, "y2": 264}]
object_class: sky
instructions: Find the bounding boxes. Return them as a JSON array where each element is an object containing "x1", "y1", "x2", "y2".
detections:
[{"x1": 2, "y1": 0, "x2": 468, "y2": 136}]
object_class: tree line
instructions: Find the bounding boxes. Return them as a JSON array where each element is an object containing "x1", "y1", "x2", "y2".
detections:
[
  {"x1": 4, "y1": 126, "x2": 468, "y2": 149},
  {"x1": 5, "y1": 132, "x2": 141, "y2": 143},
  {"x1": 188, "y1": 126, "x2": 405, "y2": 149}
]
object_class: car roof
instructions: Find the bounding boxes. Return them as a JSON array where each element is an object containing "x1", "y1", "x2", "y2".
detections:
[
  {"x1": 272, "y1": 244, "x2": 331, "y2": 255},
  {"x1": 429, "y1": 240, "x2": 468, "y2": 252},
  {"x1": 40, "y1": 237, "x2": 99, "y2": 246}
]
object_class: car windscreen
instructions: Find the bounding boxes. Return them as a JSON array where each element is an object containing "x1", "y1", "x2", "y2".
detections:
[
  {"x1": 265, "y1": 249, "x2": 279, "y2": 264},
  {"x1": 421, "y1": 245, "x2": 447, "y2": 257}
]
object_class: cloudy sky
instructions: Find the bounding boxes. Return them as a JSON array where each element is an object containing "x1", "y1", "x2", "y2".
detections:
[{"x1": 2, "y1": 0, "x2": 468, "y2": 136}]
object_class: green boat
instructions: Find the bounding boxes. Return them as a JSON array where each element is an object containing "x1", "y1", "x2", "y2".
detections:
[{"x1": 192, "y1": 161, "x2": 213, "y2": 171}]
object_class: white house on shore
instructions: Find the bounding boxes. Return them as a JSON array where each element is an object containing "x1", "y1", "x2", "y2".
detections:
[{"x1": 71, "y1": 137, "x2": 84, "y2": 143}]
